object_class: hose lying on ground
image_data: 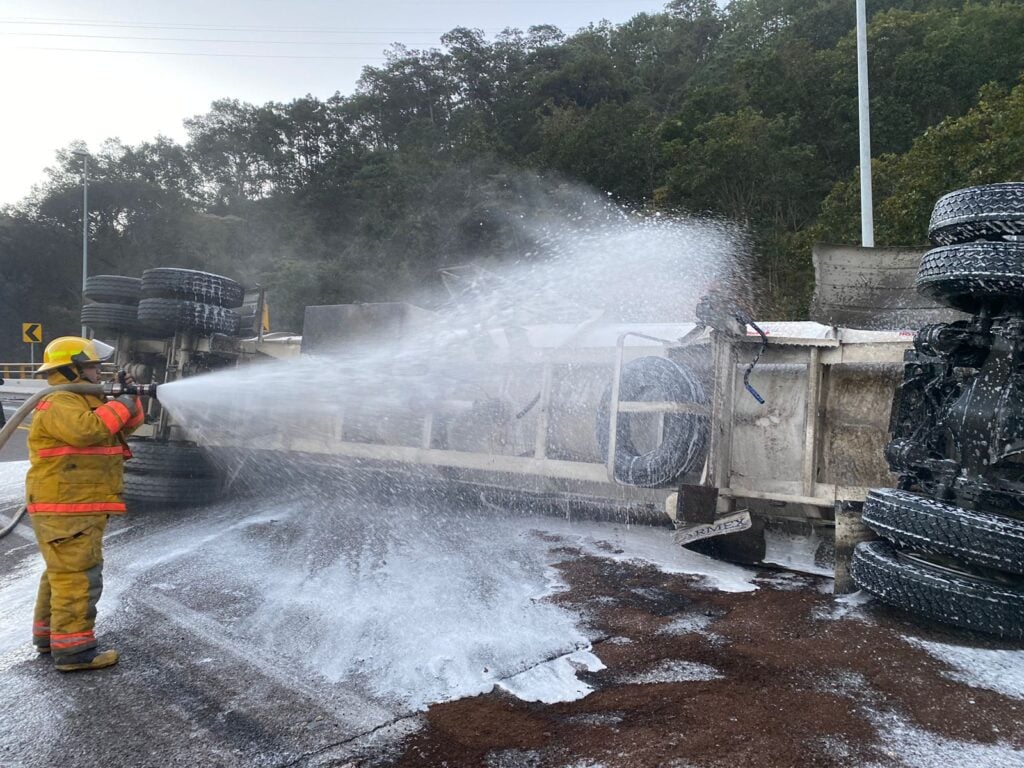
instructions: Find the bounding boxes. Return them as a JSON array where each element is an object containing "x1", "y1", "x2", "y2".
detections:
[
  {"x1": 0, "y1": 505, "x2": 27, "y2": 538},
  {"x1": 0, "y1": 383, "x2": 108, "y2": 540}
]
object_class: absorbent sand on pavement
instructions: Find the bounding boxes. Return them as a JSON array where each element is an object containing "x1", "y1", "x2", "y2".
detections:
[{"x1": 1, "y1": 462, "x2": 1021, "y2": 768}]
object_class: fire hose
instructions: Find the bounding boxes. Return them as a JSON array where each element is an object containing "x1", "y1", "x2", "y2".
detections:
[{"x1": 0, "y1": 380, "x2": 158, "y2": 539}]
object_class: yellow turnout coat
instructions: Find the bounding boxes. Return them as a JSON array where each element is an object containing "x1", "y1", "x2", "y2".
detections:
[
  {"x1": 26, "y1": 375, "x2": 145, "y2": 659},
  {"x1": 26, "y1": 386, "x2": 144, "y2": 515}
]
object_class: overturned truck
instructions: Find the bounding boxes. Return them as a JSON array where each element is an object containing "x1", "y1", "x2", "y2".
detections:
[
  {"x1": 80, "y1": 267, "x2": 282, "y2": 507},
  {"x1": 290, "y1": 301, "x2": 909, "y2": 587},
  {"x1": 98, "y1": 184, "x2": 1024, "y2": 640}
]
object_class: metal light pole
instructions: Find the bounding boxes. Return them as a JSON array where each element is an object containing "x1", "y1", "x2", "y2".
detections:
[
  {"x1": 856, "y1": 0, "x2": 874, "y2": 247},
  {"x1": 72, "y1": 150, "x2": 90, "y2": 335}
]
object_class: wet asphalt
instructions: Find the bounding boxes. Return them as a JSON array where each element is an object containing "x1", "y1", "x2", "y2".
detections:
[
  {"x1": 0, "y1": 411, "x2": 425, "y2": 768},
  {"x1": 0, "y1": 466, "x2": 604, "y2": 768},
  {"x1": 0, "y1": 498, "x2": 422, "y2": 768},
  {"x1": 0, "y1": 403, "x2": 27, "y2": 462}
]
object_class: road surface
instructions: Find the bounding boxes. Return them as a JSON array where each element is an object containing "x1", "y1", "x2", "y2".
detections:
[{"x1": 0, "y1": 463, "x2": 1022, "y2": 768}]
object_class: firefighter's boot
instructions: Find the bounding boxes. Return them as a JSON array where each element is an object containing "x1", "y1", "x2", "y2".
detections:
[{"x1": 54, "y1": 647, "x2": 119, "y2": 672}]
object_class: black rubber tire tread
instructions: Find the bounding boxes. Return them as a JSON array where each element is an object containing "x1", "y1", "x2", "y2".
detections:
[
  {"x1": 141, "y1": 268, "x2": 244, "y2": 308},
  {"x1": 862, "y1": 488, "x2": 1024, "y2": 576},
  {"x1": 137, "y1": 297, "x2": 241, "y2": 337},
  {"x1": 596, "y1": 356, "x2": 708, "y2": 487},
  {"x1": 852, "y1": 540, "x2": 1024, "y2": 640},
  {"x1": 123, "y1": 474, "x2": 221, "y2": 506},
  {"x1": 81, "y1": 302, "x2": 139, "y2": 332},
  {"x1": 915, "y1": 242, "x2": 1024, "y2": 314},
  {"x1": 125, "y1": 439, "x2": 217, "y2": 478},
  {"x1": 929, "y1": 183, "x2": 1024, "y2": 245},
  {"x1": 83, "y1": 275, "x2": 142, "y2": 305}
]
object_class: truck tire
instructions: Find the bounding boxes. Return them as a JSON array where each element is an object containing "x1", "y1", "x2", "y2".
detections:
[
  {"x1": 596, "y1": 356, "x2": 708, "y2": 487},
  {"x1": 138, "y1": 297, "x2": 241, "y2": 337},
  {"x1": 862, "y1": 488, "x2": 1024, "y2": 576},
  {"x1": 851, "y1": 540, "x2": 1024, "y2": 640},
  {"x1": 81, "y1": 302, "x2": 140, "y2": 333},
  {"x1": 123, "y1": 474, "x2": 221, "y2": 507},
  {"x1": 915, "y1": 242, "x2": 1024, "y2": 314},
  {"x1": 125, "y1": 439, "x2": 217, "y2": 478},
  {"x1": 929, "y1": 183, "x2": 1024, "y2": 245},
  {"x1": 83, "y1": 275, "x2": 142, "y2": 305},
  {"x1": 142, "y1": 268, "x2": 244, "y2": 308}
]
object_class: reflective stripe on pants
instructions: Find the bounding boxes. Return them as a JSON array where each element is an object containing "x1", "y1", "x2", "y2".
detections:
[{"x1": 31, "y1": 514, "x2": 108, "y2": 660}]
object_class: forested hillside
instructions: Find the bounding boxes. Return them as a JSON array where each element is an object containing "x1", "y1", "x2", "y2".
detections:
[{"x1": 2, "y1": 0, "x2": 1023, "y2": 360}]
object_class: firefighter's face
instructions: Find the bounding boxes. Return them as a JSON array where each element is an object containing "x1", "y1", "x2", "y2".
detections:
[{"x1": 79, "y1": 363, "x2": 101, "y2": 383}]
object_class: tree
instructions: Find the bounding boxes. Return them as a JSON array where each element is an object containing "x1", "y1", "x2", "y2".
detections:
[
  {"x1": 815, "y1": 77, "x2": 1024, "y2": 248},
  {"x1": 5, "y1": 0, "x2": 1023, "y2": 335},
  {"x1": 538, "y1": 102, "x2": 661, "y2": 200},
  {"x1": 0, "y1": 210, "x2": 78, "y2": 360}
]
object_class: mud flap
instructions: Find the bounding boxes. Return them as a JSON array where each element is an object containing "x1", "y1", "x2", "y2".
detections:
[
  {"x1": 683, "y1": 513, "x2": 765, "y2": 564},
  {"x1": 675, "y1": 509, "x2": 753, "y2": 546},
  {"x1": 673, "y1": 484, "x2": 761, "y2": 562}
]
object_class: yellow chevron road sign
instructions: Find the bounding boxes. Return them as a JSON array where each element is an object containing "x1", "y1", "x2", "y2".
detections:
[{"x1": 22, "y1": 323, "x2": 42, "y2": 343}]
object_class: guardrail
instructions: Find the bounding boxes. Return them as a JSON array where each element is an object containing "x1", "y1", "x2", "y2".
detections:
[
  {"x1": 0, "y1": 362, "x2": 121, "y2": 380},
  {"x1": 0, "y1": 363, "x2": 36, "y2": 379}
]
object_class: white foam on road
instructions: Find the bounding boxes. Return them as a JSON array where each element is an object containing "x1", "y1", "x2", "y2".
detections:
[
  {"x1": 618, "y1": 659, "x2": 723, "y2": 685},
  {"x1": 498, "y1": 650, "x2": 606, "y2": 703},
  {"x1": 4, "y1": 459, "x2": 1024, "y2": 765},
  {"x1": 814, "y1": 589, "x2": 875, "y2": 622},
  {"x1": 526, "y1": 516, "x2": 757, "y2": 593},
  {"x1": 0, "y1": 459, "x2": 28, "y2": 499},
  {"x1": 232, "y1": 496, "x2": 593, "y2": 711},
  {"x1": 0, "y1": 555, "x2": 42, "y2": 668},
  {"x1": 903, "y1": 637, "x2": 1024, "y2": 701},
  {"x1": 0, "y1": 460, "x2": 754, "y2": 713},
  {"x1": 868, "y1": 708, "x2": 1024, "y2": 767}
]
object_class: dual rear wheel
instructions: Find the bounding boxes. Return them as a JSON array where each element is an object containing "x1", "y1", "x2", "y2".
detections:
[
  {"x1": 854, "y1": 183, "x2": 1024, "y2": 638},
  {"x1": 852, "y1": 488, "x2": 1024, "y2": 639},
  {"x1": 123, "y1": 439, "x2": 221, "y2": 508},
  {"x1": 916, "y1": 183, "x2": 1024, "y2": 314},
  {"x1": 81, "y1": 268, "x2": 245, "y2": 338}
]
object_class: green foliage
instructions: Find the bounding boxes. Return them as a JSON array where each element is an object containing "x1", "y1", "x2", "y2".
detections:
[
  {"x1": 0, "y1": 210, "x2": 79, "y2": 360},
  {"x1": 660, "y1": 107, "x2": 823, "y2": 225},
  {"x1": 538, "y1": 102, "x2": 661, "y2": 200},
  {"x1": 2, "y1": 0, "x2": 1023, "y2": 358},
  {"x1": 815, "y1": 77, "x2": 1024, "y2": 247}
]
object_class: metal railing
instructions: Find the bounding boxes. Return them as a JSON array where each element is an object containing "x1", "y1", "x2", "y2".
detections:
[
  {"x1": 0, "y1": 363, "x2": 36, "y2": 379},
  {"x1": 0, "y1": 362, "x2": 119, "y2": 380}
]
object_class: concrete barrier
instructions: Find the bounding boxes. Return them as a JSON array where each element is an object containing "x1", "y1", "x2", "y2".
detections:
[
  {"x1": 0, "y1": 379, "x2": 46, "y2": 397},
  {"x1": 810, "y1": 244, "x2": 968, "y2": 329}
]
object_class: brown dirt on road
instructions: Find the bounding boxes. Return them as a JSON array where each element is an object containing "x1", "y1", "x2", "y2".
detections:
[{"x1": 374, "y1": 543, "x2": 1023, "y2": 768}]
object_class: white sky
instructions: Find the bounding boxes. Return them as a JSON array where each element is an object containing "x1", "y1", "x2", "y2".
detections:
[{"x1": 0, "y1": 0, "x2": 669, "y2": 206}]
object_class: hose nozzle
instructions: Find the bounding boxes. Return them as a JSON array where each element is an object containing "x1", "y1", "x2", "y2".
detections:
[{"x1": 103, "y1": 381, "x2": 159, "y2": 400}]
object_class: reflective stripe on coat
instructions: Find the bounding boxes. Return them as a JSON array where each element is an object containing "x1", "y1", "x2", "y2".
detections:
[{"x1": 26, "y1": 385, "x2": 144, "y2": 516}]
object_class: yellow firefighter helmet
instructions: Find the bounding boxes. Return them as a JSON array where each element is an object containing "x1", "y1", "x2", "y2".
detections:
[{"x1": 35, "y1": 336, "x2": 115, "y2": 375}]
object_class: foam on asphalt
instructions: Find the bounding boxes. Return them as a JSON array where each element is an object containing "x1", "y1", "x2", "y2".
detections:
[{"x1": 0, "y1": 460, "x2": 756, "y2": 767}]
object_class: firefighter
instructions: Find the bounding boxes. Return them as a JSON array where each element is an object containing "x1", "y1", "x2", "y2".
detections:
[{"x1": 26, "y1": 336, "x2": 145, "y2": 672}]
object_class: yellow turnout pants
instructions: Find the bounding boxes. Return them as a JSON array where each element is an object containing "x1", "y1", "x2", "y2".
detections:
[{"x1": 31, "y1": 514, "x2": 108, "y2": 660}]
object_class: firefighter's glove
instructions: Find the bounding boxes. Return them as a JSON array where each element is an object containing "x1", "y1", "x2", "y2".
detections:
[{"x1": 115, "y1": 394, "x2": 139, "y2": 418}]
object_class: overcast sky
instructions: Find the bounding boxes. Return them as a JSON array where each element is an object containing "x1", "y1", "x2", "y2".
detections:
[{"x1": 0, "y1": 0, "x2": 670, "y2": 206}]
